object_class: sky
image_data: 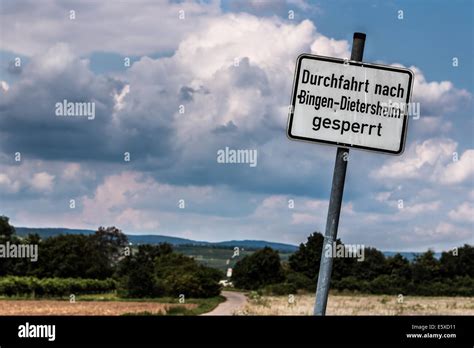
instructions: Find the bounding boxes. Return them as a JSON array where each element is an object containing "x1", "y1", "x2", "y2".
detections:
[{"x1": 0, "y1": 0, "x2": 472, "y2": 251}]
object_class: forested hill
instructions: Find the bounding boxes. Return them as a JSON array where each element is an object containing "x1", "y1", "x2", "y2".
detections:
[{"x1": 15, "y1": 227, "x2": 299, "y2": 252}]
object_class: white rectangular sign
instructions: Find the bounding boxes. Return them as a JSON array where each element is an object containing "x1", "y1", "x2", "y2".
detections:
[{"x1": 287, "y1": 54, "x2": 414, "y2": 155}]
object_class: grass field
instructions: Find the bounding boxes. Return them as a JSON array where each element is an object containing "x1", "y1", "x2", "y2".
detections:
[
  {"x1": 237, "y1": 293, "x2": 474, "y2": 315},
  {"x1": 0, "y1": 294, "x2": 224, "y2": 316}
]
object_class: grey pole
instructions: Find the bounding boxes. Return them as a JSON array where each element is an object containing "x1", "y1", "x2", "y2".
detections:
[{"x1": 314, "y1": 32, "x2": 366, "y2": 316}]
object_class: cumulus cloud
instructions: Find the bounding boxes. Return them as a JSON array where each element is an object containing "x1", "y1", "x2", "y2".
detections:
[
  {"x1": 403, "y1": 201, "x2": 441, "y2": 215},
  {"x1": 31, "y1": 172, "x2": 55, "y2": 192},
  {"x1": 439, "y1": 150, "x2": 474, "y2": 185},
  {"x1": 414, "y1": 116, "x2": 452, "y2": 135},
  {"x1": 371, "y1": 138, "x2": 456, "y2": 179},
  {"x1": 79, "y1": 171, "x2": 219, "y2": 230},
  {"x1": 0, "y1": 0, "x2": 221, "y2": 56},
  {"x1": 310, "y1": 35, "x2": 350, "y2": 58},
  {"x1": 1, "y1": 12, "x2": 346, "y2": 195},
  {"x1": 0, "y1": 173, "x2": 21, "y2": 193},
  {"x1": 62, "y1": 163, "x2": 82, "y2": 180},
  {"x1": 410, "y1": 66, "x2": 471, "y2": 114},
  {"x1": 448, "y1": 202, "x2": 474, "y2": 223},
  {"x1": 371, "y1": 138, "x2": 473, "y2": 185},
  {"x1": 411, "y1": 222, "x2": 472, "y2": 244},
  {"x1": 0, "y1": 43, "x2": 127, "y2": 162},
  {"x1": 0, "y1": 81, "x2": 9, "y2": 92},
  {"x1": 0, "y1": 1, "x2": 472, "y2": 252},
  {"x1": 108, "y1": 12, "x2": 347, "y2": 193}
]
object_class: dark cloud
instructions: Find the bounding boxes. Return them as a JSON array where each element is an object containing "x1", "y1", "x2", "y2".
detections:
[{"x1": 7, "y1": 60, "x2": 22, "y2": 75}]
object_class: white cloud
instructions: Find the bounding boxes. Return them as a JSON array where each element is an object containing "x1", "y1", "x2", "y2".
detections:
[
  {"x1": 310, "y1": 35, "x2": 350, "y2": 58},
  {"x1": 410, "y1": 66, "x2": 471, "y2": 113},
  {"x1": 0, "y1": 0, "x2": 222, "y2": 56},
  {"x1": 81, "y1": 172, "x2": 155, "y2": 218},
  {"x1": 371, "y1": 138, "x2": 455, "y2": 179},
  {"x1": 31, "y1": 172, "x2": 55, "y2": 192},
  {"x1": 253, "y1": 195, "x2": 289, "y2": 219},
  {"x1": 371, "y1": 138, "x2": 474, "y2": 185},
  {"x1": 291, "y1": 212, "x2": 318, "y2": 225},
  {"x1": 416, "y1": 116, "x2": 452, "y2": 135},
  {"x1": 62, "y1": 163, "x2": 81, "y2": 180},
  {"x1": 439, "y1": 150, "x2": 474, "y2": 185},
  {"x1": 374, "y1": 191, "x2": 392, "y2": 202},
  {"x1": 116, "y1": 208, "x2": 160, "y2": 231},
  {"x1": 0, "y1": 81, "x2": 9, "y2": 92},
  {"x1": 175, "y1": 15, "x2": 318, "y2": 79},
  {"x1": 0, "y1": 173, "x2": 21, "y2": 193},
  {"x1": 404, "y1": 201, "x2": 441, "y2": 215},
  {"x1": 1, "y1": 2, "x2": 472, "y2": 252},
  {"x1": 113, "y1": 84, "x2": 130, "y2": 112},
  {"x1": 448, "y1": 202, "x2": 474, "y2": 223},
  {"x1": 113, "y1": 11, "x2": 350, "y2": 190},
  {"x1": 79, "y1": 171, "x2": 215, "y2": 231},
  {"x1": 412, "y1": 222, "x2": 472, "y2": 242}
]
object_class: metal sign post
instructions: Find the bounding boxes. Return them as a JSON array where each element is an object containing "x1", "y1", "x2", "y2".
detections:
[
  {"x1": 287, "y1": 31, "x2": 413, "y2": 316},
  {"x1": 313, "y1": 33, "x2": 366, "y2": 316}
]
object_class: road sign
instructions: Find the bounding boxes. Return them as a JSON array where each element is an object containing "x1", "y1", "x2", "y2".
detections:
[
  {"x1": 287, "y1": 54, "x2": 414, "y2": 155},
  {"x1": 285, "y1": 33, "x2": 414, "y2": 316}
]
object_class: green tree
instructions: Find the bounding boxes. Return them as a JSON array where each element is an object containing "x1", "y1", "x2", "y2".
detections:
[
  {"x1": 34, "y1": 234, "x2": 91, "y2": 278},
  {"x1": 33, "y1": 227, "x2": 128, "y2": 279},
  {"x1": 117, "y1": 244, "x2": 222, "y2": 298},
  {"x1": 117, "y1": 244, "x2": 173, "y2": 298},
  {"x1": 411, "y1": 250, "x2": 440, "y2": 283},
  {"x1": 232, "y1": 247, "x2": 284, "y2": 290},
  {"x1": 288, "y1": 232, "x2": 324, "y2": 280},
  {"x1": 440, "y1": 244, "x2": 474, "y2": 278},
  {"x1": 86, "y1": 226, "x2": 129, "y2": 278},
  {"x1": 0, "y1": 216, "x2": 15, "y2": 241},
  {"x1": 386, "y1": 253, "x2": 411, "y2": 279},
  {"x1": 9, "y1": 233, "x2": 41, "y2": 276},
  {"x1": 288, "y1": 232, "x2": 355, "y2": 282},
  {"x1": 154, "y1": 252, "x2": 222, "y2": 297},
  {"x1": 351, "y1": 247, "x2": 388, "y2": 281},
  {"x1": 0, "y1": 216, "x2": 17, "y2": 275}
]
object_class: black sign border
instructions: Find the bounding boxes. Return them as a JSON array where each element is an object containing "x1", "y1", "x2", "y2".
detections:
[{"x1": 287, "y1": 53, "x2": 414, "y2": 155}]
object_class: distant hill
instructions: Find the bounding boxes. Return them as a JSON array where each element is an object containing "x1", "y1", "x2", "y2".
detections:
[
  {"x1": 214, "y1": 240, "x2": 298, "y2": 252},
  {"x1": 383, "y1": 251, "x2": 442, "y2": 261},
  {"x1": 15, "y1": 227, "x2": 95, "y2": 238},
  {"x1": 125, "y1": 234, "x2": 210, "y2": 246},
  {"x1": 15, "y1": 227, "x2": 298, "y2": 252},
  {"x1": 15, "y1": 227, "x2": 435, "y2": 256}
]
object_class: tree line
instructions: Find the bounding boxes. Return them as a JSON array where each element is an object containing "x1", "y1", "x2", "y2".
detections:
[
  {"x1": 232, "y1": 232, "x2": 474, "y2": 296},
  {"x1": 2, "y1": 214, "x2": 472, "y2": 297},
  {"x1": 0, "y1": 216, "x2": 222, "y2": 298}
]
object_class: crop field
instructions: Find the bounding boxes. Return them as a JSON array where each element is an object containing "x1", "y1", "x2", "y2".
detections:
[
  {"x1": 175, "y1": 245, "x2": 293, "y2": 272},
  {"x1": 237, "y1": 293, "x2": 474, "y2": 315},
  {"x1": 0, "y1": 300, "x2": 196, "y2": 315},
  {"x1": 0, "y1": 294, "x2": 224, "y2": 316}
]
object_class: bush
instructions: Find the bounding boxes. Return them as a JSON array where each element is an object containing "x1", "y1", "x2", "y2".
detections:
[
  {"x1": 152, "y1": 253, "x2": 222, "y2": 298},
  {"x1": 263, "y1": 283, "x2": 297, "y2": 296},
  {"x1": 117, "y1": 247, "x2": 222, "y2": 298},
  {"x1": 368, "y1": 275, "x2": 403, "y2": 295},
  {"x1": 153, "y1": 258, "x2": 222, "y2": 298},
  {"x1": 285, "y1": 271, "x2": 314, "y2": 291},
  {"x1": 232, "y1": 247, "x2": 284, "y2": 290},
  {"x1": 451, "y1": 276, "x2": 474, "y2": 296},
  {"x1": 332, "y1": 276, "x2": 367, "y2": 293},
  {"x1": 288, "y1": 232, "x2": 324, "y2": 280},
  {"x1": 0, "y1": 276, "x2": 116, "y2": 297},
  {"x1": 409, "y1": 276, "x2": 474, "y2": 296}
]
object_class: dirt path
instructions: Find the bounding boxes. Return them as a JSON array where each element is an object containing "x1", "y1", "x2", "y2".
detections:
[{"x1": 202, "y1": 291, "x2": 247, "y2": 316}]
